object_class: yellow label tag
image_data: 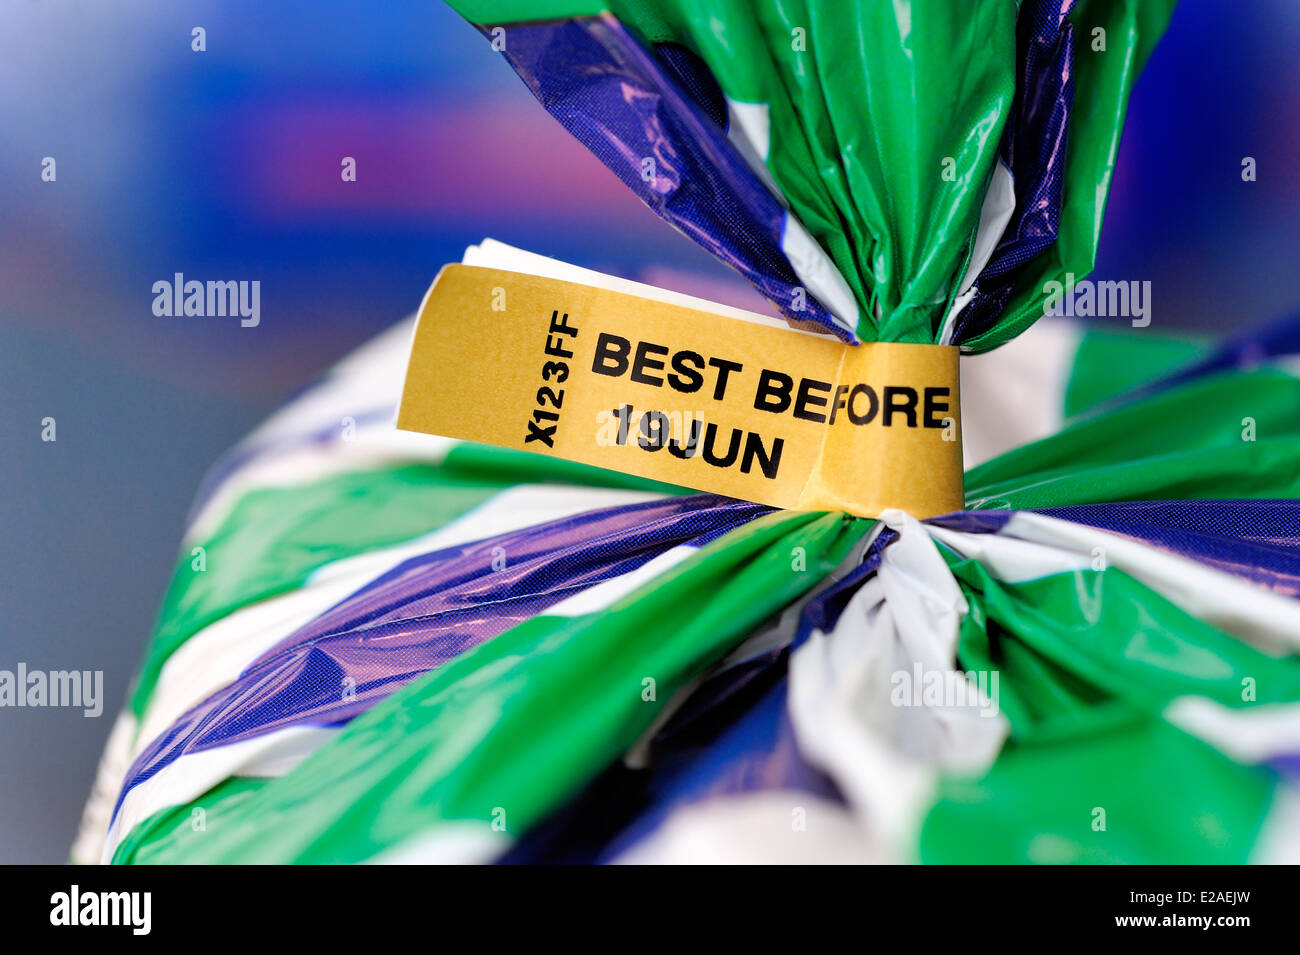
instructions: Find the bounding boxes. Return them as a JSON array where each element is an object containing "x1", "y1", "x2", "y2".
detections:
[{"x1": 397, "y1": 265, "x2": 963, "y2": 518}]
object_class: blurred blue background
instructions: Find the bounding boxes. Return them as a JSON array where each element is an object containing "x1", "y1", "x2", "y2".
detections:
[{"x1": 1, "y1": 0, "x2": 1298, "y2": 862}]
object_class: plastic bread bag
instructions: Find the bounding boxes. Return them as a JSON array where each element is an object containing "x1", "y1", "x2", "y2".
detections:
[
  {"x1": 79, "y1": 1, "x2": 1300, "y2": 866},
  {"x1": 78, "y1": 303, "x2": 1300, "y2": 864}
]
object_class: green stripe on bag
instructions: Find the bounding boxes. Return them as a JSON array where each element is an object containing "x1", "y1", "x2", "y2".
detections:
[{"x1": 131, "y1": 466, "x2": 511, "y2": 717}]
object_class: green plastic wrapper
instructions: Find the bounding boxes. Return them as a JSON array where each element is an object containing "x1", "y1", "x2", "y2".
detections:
[{"x1": 449, "y1": 0, "x2": 1176, "y2": 349}]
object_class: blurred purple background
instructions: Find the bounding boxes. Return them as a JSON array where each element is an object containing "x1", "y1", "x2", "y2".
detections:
[{"x1": 1, "y1": 0, "x2": 1298, "y2": 861}]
